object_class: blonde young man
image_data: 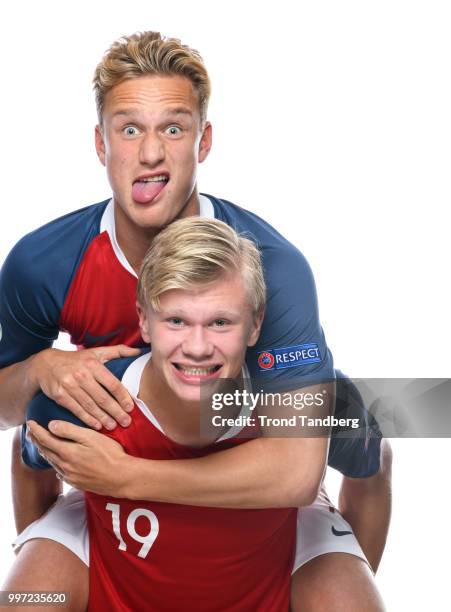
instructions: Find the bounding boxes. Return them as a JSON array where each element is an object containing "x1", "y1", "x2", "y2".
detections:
[
  {"x1": 0, "y1": 32, "x2": 390, "y2": 610},
  {"x1": 9, "y1": 219, "x2": 380, "y2": 611},
  {"x1": 23, "y1": 218, "x2": 304, "y2": 610}
]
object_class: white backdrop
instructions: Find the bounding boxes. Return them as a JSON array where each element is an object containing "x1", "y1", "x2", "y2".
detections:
[{"x1": 0, "y1": 1, "x2": 450, "y2": 610}]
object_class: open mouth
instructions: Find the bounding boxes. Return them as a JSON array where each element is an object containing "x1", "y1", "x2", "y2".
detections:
[
  {"x1": 172, "y1": 363, "x2": 222, "y2": 380},
  {"x1": 132, "y1": 173, "x2": 169, "y2": 204}
]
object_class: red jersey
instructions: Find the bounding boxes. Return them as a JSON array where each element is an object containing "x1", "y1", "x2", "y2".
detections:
[{"x1": 85, "y1": 355, "x2": 296, "y2": 611}]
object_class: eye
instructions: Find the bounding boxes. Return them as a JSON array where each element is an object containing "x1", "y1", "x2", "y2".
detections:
[
  {"x1": 212, "y1": 319, "x2": 229, "y2": 328},
  {"x1": 165, "y1": 125, "x2": 182, "y2": 137},
  {"x1": 123, "y1": 125, "x2": 140, "y2": 137},
  {"x1": 167, "y1": 317, "x2": 184, "y2": 327}
]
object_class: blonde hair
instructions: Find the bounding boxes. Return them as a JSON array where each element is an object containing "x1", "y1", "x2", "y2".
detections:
[
  {"x1": 137, "y1": 218, "x2": 266, "y2": 316},
  {"x1": 93, "y1": 31, "x2": 211, "y2": 124}
]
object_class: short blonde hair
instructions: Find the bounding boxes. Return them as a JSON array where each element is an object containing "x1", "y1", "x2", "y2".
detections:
[
  {"x1": 93, "y1": 31, "x2": 211, "y2": 124},
  {"x1": 137, "y1": 218, "x2": 266, "y2": 316}
]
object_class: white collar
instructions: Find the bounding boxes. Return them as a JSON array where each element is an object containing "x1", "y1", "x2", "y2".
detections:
[{"x1": 99, "y1": 195, "x2": 215, "y2": 278}]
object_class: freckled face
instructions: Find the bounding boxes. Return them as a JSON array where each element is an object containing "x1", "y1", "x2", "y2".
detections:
[{"x1": 95, "y1": 75, "x2": 212, "y2": 230}]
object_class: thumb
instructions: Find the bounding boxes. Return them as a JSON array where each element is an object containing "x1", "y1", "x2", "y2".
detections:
[{"x1": 94, "y1": 344, "x2": 141, "y2": 363}]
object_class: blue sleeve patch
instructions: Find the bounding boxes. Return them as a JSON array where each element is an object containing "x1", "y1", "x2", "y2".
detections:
[{"x1": 257, "y1": 343, "x2": 321, "y2": 371}]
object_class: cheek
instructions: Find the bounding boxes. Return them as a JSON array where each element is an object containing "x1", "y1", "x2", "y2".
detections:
[
  {"x1": 173, "y1": 140, "x2": 198, "y2": 165},
  {"x1": 221, "y1": 334, "x2": 248, "y2": 361},
  {"x1": 152, "y1": 329, "x2": 181, "y2": 357}
]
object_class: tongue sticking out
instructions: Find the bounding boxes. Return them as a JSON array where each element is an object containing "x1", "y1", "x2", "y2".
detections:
[{"x1": 132, "y1": 180, "x2": 167, "y2": 204}]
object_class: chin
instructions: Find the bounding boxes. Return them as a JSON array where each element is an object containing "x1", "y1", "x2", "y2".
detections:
[{"x1": 173, "y1": 387, "x2": 202, "y2": 404}]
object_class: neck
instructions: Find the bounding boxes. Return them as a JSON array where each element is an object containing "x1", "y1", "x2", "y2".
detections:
[
  {"x1": 114, "y1": 189, "x2": 201, "y2": 274},
  {"x1": 139, "y1": 360, "x2": 199, "y2": 417},
  {"x1": 138, "y1": 359, "x2": 228, "y2": 448}
]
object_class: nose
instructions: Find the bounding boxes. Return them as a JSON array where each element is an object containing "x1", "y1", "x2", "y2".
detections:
[
  {"x1": 139, "y1": 132, "x2": 165, "y2": 166},
  {"x1": 182, "y1": 326, "x2": 214, "y2": 360}
]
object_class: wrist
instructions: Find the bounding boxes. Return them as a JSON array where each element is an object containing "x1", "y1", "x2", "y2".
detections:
[
  {"x1": 26, "y1": 349, "x2": 53, "y2": 391},
  {"x1": 117, "y1": 455, "x2": 148, "y2": 500}
]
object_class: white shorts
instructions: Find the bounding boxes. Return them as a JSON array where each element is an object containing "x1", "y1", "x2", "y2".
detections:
[
  {"x1": 292, "y1": 487, "x2": 370, "y2": 573},
  {"x1": 13, "y1": 487, "x2": 369, "y2": 572},
  {"x1": 13, "y1": 488, "x2": 88, "y2": 564}
]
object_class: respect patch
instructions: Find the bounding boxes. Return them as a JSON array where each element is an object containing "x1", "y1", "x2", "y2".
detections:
[{"x1": 257, "y1": 343, "x2": 322, "y2": 371}]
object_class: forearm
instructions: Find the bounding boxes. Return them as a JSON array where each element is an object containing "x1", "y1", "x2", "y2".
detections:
[
  {"x1": 0, "y1": 355, "x2": 42, "y2": 429},
  {"x1": 338, "y1": 439, "x2": 393, "y2": 572},
  {"x1": 122, "y1": 437, "x2": 328, "y2": 509}
]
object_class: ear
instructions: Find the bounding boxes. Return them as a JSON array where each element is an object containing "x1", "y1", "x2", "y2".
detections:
[
  {"x1": 247, "y1": 308, "x2": 265, "y2": 347},
  {"x1": 95, "y1": 125, "x2": 106, "y2": 166},
  {"x1": 198, "y1": 121, "x2": 212, "y2": 163},
  {"x1": 136, "y1": 302, "x2": 151, "y2": 343}
]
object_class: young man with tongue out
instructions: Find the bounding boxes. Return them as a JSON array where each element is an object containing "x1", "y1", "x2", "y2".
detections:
[{"x1": 0, "y1": 31, "x2": 390, "y2": 609}]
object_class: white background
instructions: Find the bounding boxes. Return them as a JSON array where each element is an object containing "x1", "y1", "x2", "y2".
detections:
[{"x1": 0, "y1": 1, "x2": 450, "y2": 609}]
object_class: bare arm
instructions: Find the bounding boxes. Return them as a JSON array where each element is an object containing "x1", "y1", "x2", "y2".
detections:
[
  {"x1": 28, "y1": 422, "x2": 328, "y2": 508},
  {"x1": 0, "y1": 358, "x2": 41, "y2": 429},
  {"x1": 123, "y1": 437, "x2": 328, "y2": 508},
  {"x1": 338, "y1": 439, "x2": 393, "y2": 572}
]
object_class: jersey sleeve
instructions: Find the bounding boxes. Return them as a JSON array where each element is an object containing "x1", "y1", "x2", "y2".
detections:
[
  {"x1": 21, "y1": 354, "x2": 146, "y2": 470},
  {"x1": 0, "y1": 201, "x2": 107, "y2": 369},
  {"x1": 246, "y1": 242, "x2": 334, "y2": 390},
  {"x1": 21, "y1": 394, "x2": 87, "y2": 470},
  {"x1": 328, "y1": 371, "x2": 383, "y2": 477},
  {"x1": 0, "y1": 237, "x2": 60, "y2": 368},
  {"x1": 208, "y1": 195, "x2": 334, "y2": 391}
]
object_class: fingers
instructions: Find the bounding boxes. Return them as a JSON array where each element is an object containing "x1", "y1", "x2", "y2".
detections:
[
  {"x1": 27, "y1": 422, "x2": 65, "y2": 470},
  {"x1": 89, "y1": 367, "x2": 134, "y2": 422},
  {"x1": 68, "y1": 361, "x2": 134, "y2": 428},
  {"x1": 66, "y1": 385, "x2": 118, "y2": 430},
  {"x1": 27, "y1": 421, "x2": 65, "y2": 453},
  {"x1": 35, "y1": 347, "x2": 137, "y2": 429},
  {"x1": 27, "y1": 421, "x2": 86, "y2": 487},
  {"x1": 95, "y1": 344, "x2": 141, "y2": 363},
  {"x1": 50, "y1": 391, "x2": 103, "y2": 430},
  {"x1": 47, "y1": 420, "x2": 90, "y2": 443}
]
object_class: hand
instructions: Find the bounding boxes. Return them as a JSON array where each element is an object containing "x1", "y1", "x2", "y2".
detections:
[
  {"x1": 27, "y1": 420, "x2": 132, "y2": 496},
  {"x1": 30, "y1": 345, "x2": 141, "y2": 430}
]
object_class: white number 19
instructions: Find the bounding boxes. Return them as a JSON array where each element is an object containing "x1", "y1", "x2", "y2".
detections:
[{"x1": 106, "y1": 503, "x2": 160, "y2": 559}]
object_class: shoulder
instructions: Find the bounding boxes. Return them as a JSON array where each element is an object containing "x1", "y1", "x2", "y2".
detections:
[
  {"x1": 3, "y1": 200, "x2": 108, "y2": 278},
  {"x1": 104, "y1": 350, "x2": 150, "y2": 381},
  {"x1": 26, "y1": 351, "x2": 149, "y2": 430},
  {"x1": 0, "y1": 200, "x2": 109, "y2": 318},
  {"x1": 206, "y1": 193, "x2": 293, "y2": 246},
  {"x1": 0, "y1": 200, "x2": 111, "y2": 366},
  {"x1": 205, "y1": 194, "x2": 313, "y2": 278}
]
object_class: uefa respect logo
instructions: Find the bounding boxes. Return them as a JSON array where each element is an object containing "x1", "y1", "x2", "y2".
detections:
[
  {"x1": 257, "y1": 343, "x2": 322, "y2": 372},
  {"x1": 257, "y1": 351, "x2": 275, "y2": 370}
]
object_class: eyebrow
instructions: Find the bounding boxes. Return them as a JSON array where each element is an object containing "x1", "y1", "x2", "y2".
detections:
[
  {"x1": 112, "y1": 107, "x2": 194, "y2": 119},
  {"x1": 160, "y1": 309, "x2": 241, "y2": 319}
]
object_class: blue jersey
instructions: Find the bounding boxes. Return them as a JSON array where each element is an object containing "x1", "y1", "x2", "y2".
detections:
[{"x1": 1, "y1": 194, "x2": 381, "y2": 477}]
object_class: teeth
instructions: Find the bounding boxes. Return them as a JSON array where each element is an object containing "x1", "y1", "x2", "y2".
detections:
[
  {"x1": 140, "y1": 175, "x2": 168, "y2": 183},
  {"x1": 179, "y1": 366, "x2": 217, "y2": 376}
]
